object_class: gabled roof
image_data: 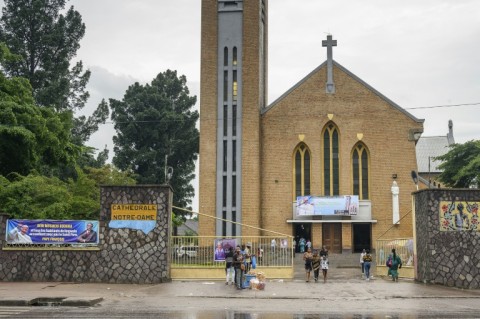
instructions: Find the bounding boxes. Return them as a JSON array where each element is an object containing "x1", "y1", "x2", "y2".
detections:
[
  {"x1": 262, "y1": 60, "x2": 424, "y2": 124},
  {"x1": 416, "y1": 136, "x2": 451, "y2": 173},
  {"x1": 416, "y1": 120, "x2": 455, "y2": 174},
  {"x1": 177, "y1": 219, "x2": 198, "y2": 235}
]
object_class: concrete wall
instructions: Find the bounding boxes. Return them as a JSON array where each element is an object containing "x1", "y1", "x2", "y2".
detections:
[
  {"x1": 0, "y1": 185, "x2": 172, "y2": 284},
  {"x1": 414, "y1": 189, "x2": 480, "y2": 288}
]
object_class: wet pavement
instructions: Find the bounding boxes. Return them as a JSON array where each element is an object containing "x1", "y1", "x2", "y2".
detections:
[{"x1": 0, "y1": 255, "x2": 479, "y2": 318}]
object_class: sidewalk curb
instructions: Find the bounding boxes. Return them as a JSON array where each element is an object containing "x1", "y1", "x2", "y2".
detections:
[{"x1": 0, "y1": 297, "x2": 103, "y2": 307}]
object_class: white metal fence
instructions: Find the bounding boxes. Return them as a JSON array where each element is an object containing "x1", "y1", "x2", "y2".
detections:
[
  {"x1": 170, "y1": 236, "x2": 294, "y2": 268},
  {"x1": 376, "y1": 238, "x2": 414, "y2": 267}
]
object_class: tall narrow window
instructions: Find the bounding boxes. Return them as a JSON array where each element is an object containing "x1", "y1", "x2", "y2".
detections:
[
  {"x1": 323, "y1": 123, "x2": 340, "y2": 195},
  {"x1": 352, "y1": 143, "x2": 370, "y2": 199},
  {"x1": 293, "y1": 143, "x2": 311, "y2": 199},
  {"x1": 223, "y1": 70, "x2": 228, "y2": 102},
  {"x1": 232, "y1": 70, "x2": 237, "y2": 101},
  {"x1": 232, "y1": 140, "x2": 236, "y2": 172},
  {"x1": 222, "y1": 176, "x2": 227, "y2": 207},
  {"x1": 232, "y1": 211, "x2": 236, "y2": 236},
  {"x1": 353, "y1": 151, "x2": 359, "y2": 195},
  {"x1": 232, "y1": 47, "x2": 237, "y2": 66},
  {"x1": 232, "y1": 175, "x2": 236, "y2": 207},
  {"x1": 223, "y1": 105, "x2": 228, "y2": 136},
  {"x1": 222, "y1": 211, "x2": 227, "y2": 237},
  {"x1": 224, "y1": 47, "x2": 228, "y2": 66},
  {"x1": 232, "y1": 105, "x2": 237, "y2": 136},
  {"x1": 223, "y1": 141, "x2": 227, "y2": 172}
]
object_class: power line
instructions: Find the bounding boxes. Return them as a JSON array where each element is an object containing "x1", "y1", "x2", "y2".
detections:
[
  {"x1": 2, "y1": 102, "x2": 478, "y2": 127},
  {"x1": 405, "y1": 102, "x2": 480, "y2": 110}
]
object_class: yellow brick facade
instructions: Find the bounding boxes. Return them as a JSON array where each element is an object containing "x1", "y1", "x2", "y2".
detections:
[
  {"x1": 260, "y1": 65, "x2": 422, "y2": 250},
  {"x1": 198, "y1": 0, "x2": 218, "y2": 236},
  {"x1": 199, "y1": 1, "x2": 423, "y2": 252}
]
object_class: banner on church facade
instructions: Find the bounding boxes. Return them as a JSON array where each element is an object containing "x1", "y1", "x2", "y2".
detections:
[
  {"x1": 296, "y1": 195, "x2": 359, "y2": 216},
  {"x1": 5, "y1": 219, "x2": 99, "y2": 245},
  {"x1": 439, "y1": 201, "x2": 479, "y2": 232}
]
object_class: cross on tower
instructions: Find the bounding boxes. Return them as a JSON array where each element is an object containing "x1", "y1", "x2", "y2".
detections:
[{"x1": 322, "y1": 34, "x2": 337, "y2": 93}]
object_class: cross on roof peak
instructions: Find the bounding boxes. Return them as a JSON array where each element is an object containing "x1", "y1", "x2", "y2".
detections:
[{"x1": 322, "y1": 35, "x2": 337, "y2": 94}]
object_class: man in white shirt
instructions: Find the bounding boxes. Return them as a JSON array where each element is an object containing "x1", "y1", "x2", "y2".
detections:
[{"x1": 8, "y1": 224, "x2": 33, "y2": 243}]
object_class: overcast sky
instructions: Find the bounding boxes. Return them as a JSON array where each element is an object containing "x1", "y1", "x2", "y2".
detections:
[{"x1": 67, "y1": 0, "x2": 479, "y2": 211}]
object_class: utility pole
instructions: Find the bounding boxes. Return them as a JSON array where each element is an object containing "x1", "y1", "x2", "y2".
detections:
[{"x1": 164, "y1": 154, "x2": 173, "y2": 184}]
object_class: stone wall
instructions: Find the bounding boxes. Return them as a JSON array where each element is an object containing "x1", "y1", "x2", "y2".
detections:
[
  {"x1": 0, "y1": 185, "x2": 172, "y2": 284},
  {"x1": 414, "y1": 189, "x2": 480, "y2": 289}
]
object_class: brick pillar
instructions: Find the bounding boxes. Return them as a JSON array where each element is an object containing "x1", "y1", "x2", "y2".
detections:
[
  {"x1": 342, "y1": 224, "x2": 352, "y2": 253},
  {"x1": 311, "y1": 224, "x2": 323, "y2": 250}
]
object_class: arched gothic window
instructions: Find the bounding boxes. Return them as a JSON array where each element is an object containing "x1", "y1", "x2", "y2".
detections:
[
  {"x1": 322, "y1": 122, "x2": 339, "y2": 195},
  {"x1": 352, "y1": 142, "x2": 369, "y2": 199},
  {"x1": 293, "y1": 143, "x2": 311, "y2": 199}
]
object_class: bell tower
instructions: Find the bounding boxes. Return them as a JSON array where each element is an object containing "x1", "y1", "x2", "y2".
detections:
[{"x1": 199, "y1": 0, "x2": 267, "y2": 236}]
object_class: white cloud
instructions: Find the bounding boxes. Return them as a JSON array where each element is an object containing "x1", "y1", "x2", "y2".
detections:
[{"x1": 66, "y1": 0, "x2": 479, "y2": 212}]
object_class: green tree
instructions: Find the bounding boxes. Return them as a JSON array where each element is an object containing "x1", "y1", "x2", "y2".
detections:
[
  {"x1": 0, "y1": 1, "x2": 108, "y2": 151},
  {"x1": 84, "y1": 164, "x2": 137, "y2": 186},
  {"x1": 0, "y1": 165, "x2": 139, "y2": 220},
  {"x1": 0, "y1": 173, "x2": 73, "y2": 219},
  {"x1": 72, "y1": 99, "x2": 110, "y2": 145},
  {"x1": 0, "y1": 0, "x2": 89, "y2": 112},
  {"x1": 0, "y1": 44, "x2": 78, "y2": 176},
  {"x1": 110, "y1": 70, "x2": 199, "y2": 213},
  {"x1": 436, "y1": 140, "x2": 480, "y2": 188}
]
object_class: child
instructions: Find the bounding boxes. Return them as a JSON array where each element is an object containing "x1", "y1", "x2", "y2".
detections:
[
  {"x1": 303, "y1": 247, "x2": 313, "y2": 282},
  {"x1": 321, "y1": 255, "x2": 329, "y2": 283},
  {"x1": 312, "y1": 250, "x2": 320, "y2": 282}
]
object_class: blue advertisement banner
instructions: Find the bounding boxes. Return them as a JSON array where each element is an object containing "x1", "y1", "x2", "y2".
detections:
[
  {"x1": 108, "y1": 220, "x2": 156, "y2": 235},
  {"x1": 6, "y1": 220, "x2": 99, "y2": 244},
  {"x1": 296, "y1": 195, "x2": 359, "y2": 216}
]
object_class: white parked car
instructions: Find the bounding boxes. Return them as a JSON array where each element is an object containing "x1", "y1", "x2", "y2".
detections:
[{"x1": 176, "y1": 246, "x2": 198, "y2": 258}]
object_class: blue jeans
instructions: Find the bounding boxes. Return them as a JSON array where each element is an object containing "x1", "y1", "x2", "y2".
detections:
[
  {"x1": 364, "y1": 262, "x2": 371, "y2": 279},
  {"x1": 226, "y1": 266, "x2": 234, "y2": 283},
  {"x1": 234, "y1": 268, "x2": 243, "y2": 288}
]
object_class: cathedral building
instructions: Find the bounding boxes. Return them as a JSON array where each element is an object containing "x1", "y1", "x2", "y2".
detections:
[{"x1": 198, "y1": 0, "x2": 424, "y2": 253}]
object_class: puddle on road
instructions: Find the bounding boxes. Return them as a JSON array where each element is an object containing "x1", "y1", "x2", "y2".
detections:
[{"x1": 145, "y1": 311, "x2": 479, "y2": 319}]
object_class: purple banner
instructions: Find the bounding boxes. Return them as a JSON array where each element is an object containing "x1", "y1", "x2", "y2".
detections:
[
  {"x1": 6, "y1": 220, "x2": 99, "y2": 245},
  {"x1": 214, "y1": 238, "x2": 237, "y2": 261}
]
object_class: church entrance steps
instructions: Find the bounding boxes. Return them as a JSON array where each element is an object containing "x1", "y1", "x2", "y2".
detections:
[{"x1": 293, "y1": 252, "x2": 373, "y2": 281}]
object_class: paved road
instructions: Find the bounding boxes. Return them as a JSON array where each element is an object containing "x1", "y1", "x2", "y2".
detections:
[{"x1": 0, "y1": 255, "x2": 479, "y2": 318}]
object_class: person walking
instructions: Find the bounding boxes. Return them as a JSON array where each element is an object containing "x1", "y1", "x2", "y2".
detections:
[
  {"x1": 303, "y1": 247, "x2": 313, "y2": 282},
  {"x1": 271, "y1": 238, "x2": 276, "y2": 254},
  {"x1": 321, "y1": 255, "x2": 329, "y2": 283},
  {"x1": 360, "y1": 249, "x2": 366, "y2": 278},
  {"x1": 299, "y1": 237, "x2": 305, "y2": 253},
  {"x1": 225, "y1": 247, "x2": 234, "y2": 285},
  {"x1": 257, "y1": 247, "x2": 263, "y2": 265},
  {"x1": 363, "y1": 249, "x2": 373, "y2": 281},
  {"x1": 233, "y1": 246, "x2": 245, "y2": 289},
  {"x1": 320, "y1": 245, "x2": 328, "y2": 258},
  {"x1": 312, "y1": 250, "x2": 321, "y2": 282},
  {"x1": 389, "y1": 248, "x2": 402, "y2": 282},
  {"x1": 244, "y1": 243, "x2": 252, "y2": 273}
]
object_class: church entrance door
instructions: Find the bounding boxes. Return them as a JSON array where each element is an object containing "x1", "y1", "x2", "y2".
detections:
[
  {"x1": 322, "y1": 223, "x2": 342, "y2": 253},
  {"x1": 353, "y1": 223, "x2": 371, "y2": 252},
  {"x1": 293, "y1": 223, "x2": 311, "y2": 253}
]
